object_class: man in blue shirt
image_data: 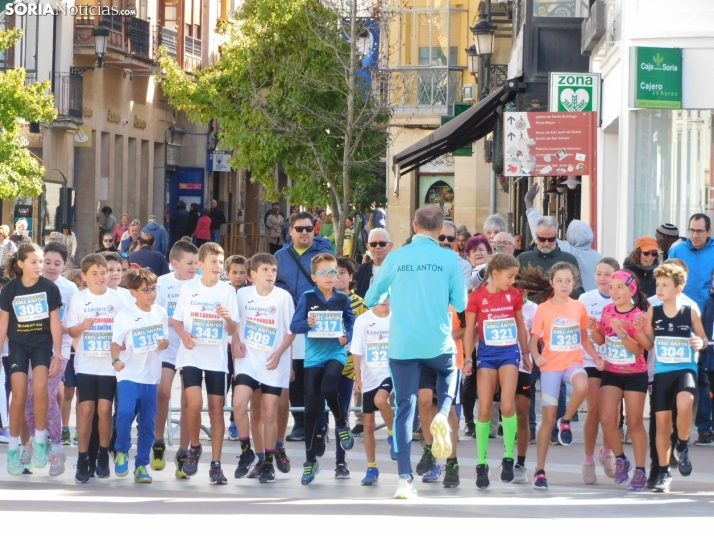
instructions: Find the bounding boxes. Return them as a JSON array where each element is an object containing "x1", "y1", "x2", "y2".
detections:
[{"x1": 366, "y1": 205, "x2": 467, "y2": 499}]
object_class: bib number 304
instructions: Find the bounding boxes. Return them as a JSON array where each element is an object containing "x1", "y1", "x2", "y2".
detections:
[{"x1": 655, "y1": 337, "x2": 693, "y2": 365}]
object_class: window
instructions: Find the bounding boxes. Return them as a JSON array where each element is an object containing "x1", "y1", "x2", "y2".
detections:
[
  {"x1": 396, "y1": 5, "x2": 467, "y2": 67},
  {"x1": 161, "y1": 0, "x2": 178, "y2": 30}
]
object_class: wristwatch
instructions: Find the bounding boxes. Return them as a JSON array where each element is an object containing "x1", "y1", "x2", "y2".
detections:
[
  {"x1": 112, "y1": 358, "x2": 121, "y2": 366},
  {"x1": 617, "y1": 332, "x2": 627, "y2": 340}
]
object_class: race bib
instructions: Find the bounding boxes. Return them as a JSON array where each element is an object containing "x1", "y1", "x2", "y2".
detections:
[
  {"x1": 131, "y1": 324, "x2": 166, "y2": 354},
  {"x1": 655, "y1": 336, "x2": 693, "y2": 365},
  {"x1": 605, "y1": 336, "x2": 636, "y2": 365},
  {"x1": 365, "y1": 340, "x2": 389, "y2": 368},
  {"x1": 83, "y1": 331, "x2": 112, "y2": 357},
  {"x1": 167, "y1": 301, "x2": 177, "y2": 317},
  {"x1": 483, "y1": 318, "x2": 518, "y2": 347},
  {"x1": 12, "y1": 292, "x2": 49, "y2": 322},
  {"x1": 550, "y1": 323, "x2": 581, "y2": 351},
  {"x1": 244, "y1": 319, "x2": 277, "y2": 351},
  {"x1": 191, "y1": 318, "x2": 223, "y2": 345},
  {"x1": 308, "y1": 311, "x2": 344, "y2": 338},
  {"x1": 60, "y1": 303, "x2": 67, "y2": 322}
]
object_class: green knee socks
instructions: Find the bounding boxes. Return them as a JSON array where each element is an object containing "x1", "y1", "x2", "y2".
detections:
[{"x1": 502, "y1": 414, "x2": 517, "y2": 459}]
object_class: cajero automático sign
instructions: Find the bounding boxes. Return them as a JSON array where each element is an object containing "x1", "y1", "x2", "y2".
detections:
[
  {"x1": 629, "y1": 47, "x2": 682, "y2": 109},
  {"x1": 549, "y1": 72, "x2": 601, "y2": 113}
]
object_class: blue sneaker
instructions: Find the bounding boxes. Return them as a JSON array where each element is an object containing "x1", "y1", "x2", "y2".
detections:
[
  {"x1": 115, "y1": 452, "x2": 129, "y2": 477},
  {"x1": 336, "y1": 425, "x2": 354, "y2": 451},
  {"x1": 557, "y1": 418, "x2": 573, "y2": 446},
  {"x1": 361, "y1": 466, "x2": 379, "y2": 485},
  {"x1": 387, "y1": 435, "x2": 397, "y2": 461},
  {"x1": 301, "y1": 460, "x2": 320, "y2": 485},
  {"x1": 32, "y1": 439, "x2": 48, "y2": 468},
  {"x1": 228, "y1": 422, "x2": 239, "y2": 441},
  {"x1": 7, "y1": 448, "x2": 23, "y2": 476},
  {"x1": 134, "y1": 465, "x2": 153, "y2": 483},
  {"x1": 422, "y1": 464, "x2": 442, "y2": 483}
]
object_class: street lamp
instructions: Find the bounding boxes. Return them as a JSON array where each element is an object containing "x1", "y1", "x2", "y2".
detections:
[
  {"x1": 470, "y1": 8, "x2": 497, "y2": 100},
  {"x1": 70, "y1": 25, "x2": 111, "y2": 75},
  {"x1": 471, "y1": 18, "x2": 496, "y2": 57},
  {"x1": 466, "y1": 44, "x2": 479, "y2": 76}
]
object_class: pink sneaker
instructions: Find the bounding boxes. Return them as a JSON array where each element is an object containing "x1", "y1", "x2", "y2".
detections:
[
  {"x1": 582, "y1": 461, "x2": 596, "y2": 484},
  {"x1": 49, "y1": 452, "x2": 66, "y2": 477},
  {"x1": 598, "y1": 448, "x2": 616, "y2": 479}
]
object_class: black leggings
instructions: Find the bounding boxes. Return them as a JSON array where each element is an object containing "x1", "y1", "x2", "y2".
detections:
[{"x1": 304, "y1": 360, "x2": 345, "y2": 462}]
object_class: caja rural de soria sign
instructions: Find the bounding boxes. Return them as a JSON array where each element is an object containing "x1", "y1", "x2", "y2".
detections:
[{"x1": 629, "y1": 46, "x2": 682, "y2": 109}]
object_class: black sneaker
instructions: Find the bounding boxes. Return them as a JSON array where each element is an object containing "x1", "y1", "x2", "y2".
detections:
[
  {"x1": 694, "y1": 430, "x2": 714, "y2": 446},
  {"x1": 497, "y1": 424, "x2": 504, "y2": 437},
  {"x1": 275, "y1": 448, "x2": 291, "y2": 473},
  {"x1": 500, "y1": 458, "x2": 515, "y2": 483},
  {"x1": 533, "y1": 470, "x2": 548, "y2": 490},
  {"x1": 174, "y1": 451, "x2": 189, "y2": 479},
  {"x1": 674, "y1": 447, "x2": 692, "y2": 476},
  {"x1": 314, "y1": 428, "x2": 327, "y2": 457},
  {"x1": 75, "y1": 455, "x2": 90, "y2": 484},
  {"x1": 286, "y1": 426, "x2": 305, "y2": 442},
  {"x1": 234, "y1": 448, "x2": 256, "y2": 478},
  {"x1": 476, "y1": 464, "x2": 490, "y2": 489},
  {"x1": 443, "y1": 460, "x2": 460, "y2": 488},
  {"x1": 259, "y1": 462, "x2": 276, "y2": 483},
  {"x1": 351, "y1": 424, "x2": 364, "y2": 437},
  {"x1": 336, "y1": 425, "x2": 355, "y2": 450},
  {"x1": 88, "y1": 455, "x2": 97, "y2": 478},
  {"x1": 95, "y1": 449, "x2": 110, "y2": 479},
  {"x1": 653, "y1": 471, "x2": 672, "y2": 492},
  {"x1": 209, "y1": 461, "x2": 227, "y2": 485},
  {"x1": 335, "y1": 460, "x2": 350, "y2": 479},
  {"x1": 247, "y1": 461, "x2": 263, "y2": 479},
  {"x1": 464, "y1": 422, "x2": 475, "y2": 437},
  {"x1": 416, "y1": 447, "x2": 436, "y2": 476},
  {"x1": 183, "y1": 445, "x2": 202, "y2": 476},
  {"x1": 646, "y1": 465, "x2": 659, "y2": 490}
]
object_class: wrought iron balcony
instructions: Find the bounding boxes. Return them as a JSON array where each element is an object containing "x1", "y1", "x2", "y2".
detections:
[
  {"x1": 157, "y1": 26, "x2": 178, "y2": 59},
  {"x1": 389, "y1": 68, "x2": 463, "y2": 115},
  {"x1": 126, "y1": 16, "x2": 151, "y2": 59},
  {"x1": 51, "y1": 72, "x2": 83, "y2": 124},
  {"x1": 183, "y1": 35, "x2": 202, "y2": 72}
]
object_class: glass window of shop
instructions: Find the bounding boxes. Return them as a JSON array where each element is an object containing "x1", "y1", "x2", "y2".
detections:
[
  {"x1": 532, "y1": 0, "x2": 589, "y2": 17},
  {"x1": 633, "y1": 109, "x2": 713, "y2": 239}
]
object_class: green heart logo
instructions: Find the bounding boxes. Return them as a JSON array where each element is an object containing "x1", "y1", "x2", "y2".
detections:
[
  {"x1": 560, "y1": 88, "x2": 589, "y2": 112},
  {"x1": 652, "y1": 53, "x2": 665, "y2": 67}
]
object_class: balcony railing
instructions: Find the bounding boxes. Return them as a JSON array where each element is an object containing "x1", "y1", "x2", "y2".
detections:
[
  {"x1": 389, "y1": 68, "x2": 463, "y2": 115},
  {"x1": 126, "y1": 17, "x2": 151, "y2": 59},
  {"x1": 183, "y1": 35, "x2": 202, "y2": 72},
  {"x1": 157, "y1": 26, "x2": 178, "y2": 59},
  {"x1": 51, "y1": 72, "x2": 83, "y2": 123}
]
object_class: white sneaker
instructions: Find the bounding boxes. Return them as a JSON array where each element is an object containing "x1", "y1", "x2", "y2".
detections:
[
  {"x1": 429, "y1": 412, "x2": 452, "y2": 460},
  {"x1": 513, "y1": 464, "x2": 529, "y2": 484},
  {"x1": 49, "y1": 452, "x2": 66, "y2": 477},
  {"x1": 598, "y1": 448, "x2": 616, "y2": 479},
  {"x1": 394, "y1": 475, "x2": 418, "y2": 499},
  {"x1": 582, "y1": 461, "x2": 597, "y2": 485}
]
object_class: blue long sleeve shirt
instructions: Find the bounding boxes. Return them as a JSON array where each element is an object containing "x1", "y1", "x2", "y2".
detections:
[{"x1": 669, "y1": 237, "x2": 714, "y2": 311}]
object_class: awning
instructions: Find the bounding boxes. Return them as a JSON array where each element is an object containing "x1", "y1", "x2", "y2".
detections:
[{"x1": 393, "y1": 78, "x2": 519, "y2": 176}]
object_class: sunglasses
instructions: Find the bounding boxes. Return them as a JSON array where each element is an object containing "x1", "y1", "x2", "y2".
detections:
[
  {"x1": 136, "y1": 286, "x2": 159, "y2": 295},
  {"x1": 103, "y1": 239, "x2": 113, "y2": 243},
  {"x1": 536, "y1": 235, "x2": 557, "y2": 243},
  {"x1": 438, "y1": 235, "x2": 456, "y2": 243},
  {"x1": 641, "y1": 250, "x2": 658, "y2": 257},
  {"x1": 315, "y1": 269, "x2": 338, "y2": 277},
  {"x1": 293, "y1": 226, "x2": 314, "y2": 233},
  {"x1": 369, "y1": 241, "x2": 388, "y2": 248}
]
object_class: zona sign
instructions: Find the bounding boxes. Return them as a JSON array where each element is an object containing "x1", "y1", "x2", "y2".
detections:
[{"x1": 549, "y1": 72, "x2": 601, "y2": 113}]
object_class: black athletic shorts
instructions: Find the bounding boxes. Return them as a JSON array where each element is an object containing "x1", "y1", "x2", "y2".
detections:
[
  {"x1": 233, "y1": 373, "x2": 282, "y2": 397},
  {"x1": 586, "y1": 367, "x2": 603, "y2": 380},
  {"x1": 162, "y1": 362, "x2": 176, "y2": 371},
  {"x1": 652, "y1": 369, "x2": 697, "y2": 413},
  {"x1": 63, "y1": 353, "x2": 77, "y2": 387},
  {"x1": 600, "y1": 371, "x2": 648, "y2": 393},
  {"x1": 76, "y1": 373, "x2": 117, "y2": 403},
  {"x1": 8, "y1": 342, "x2": 52, "y2": 375},
  {"x1": 181, "y1": 366, "x2": 227, "y2": 397},
  {"x1": 362, "y1": 377, "x2": 393, "y2": 414},
  {"x1": 419, "y1": 365, "x2": 437, "y2": 391},
  {"x1": 516, "y1": 371, "x2": 533, "y2": 398}
]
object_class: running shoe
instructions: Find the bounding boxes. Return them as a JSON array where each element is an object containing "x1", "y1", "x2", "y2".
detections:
[
  {"x1": 361, "y1": 466, "x2": 379, "y2": 486},
  {"x1": 430, "y1": 412, "x2": 452, "y2": 460},
  {"x1": 247, "y1": 461, "x2": 263, "y2": 479},
  {"x1": 627, "y1": 468, "x2": 646, "y2": 491},
  {"x1": 75, "y1": 455, "x2": 90, "y2": 484},
  {"x1": 669, "y1": 451, "x2": 677, "y2": 468},
  {"x1": 351, "y1": 424, "x2": 364, "y2": 437},
  {"x1": 387, "y1": 434, "x2": 397, "y2": 461},
  {"x1": 301, "y1": 460, "x2": 320, "y2": 485},
  {"x1": 228, "y1": 422, "x2": 239, "y2": 441},
  {"x1": 412, "y1": 426, "x2": 423, "y2": 442},
  {"x1": 49, "y1": 452, "x2": 66, "y2": 477},
  {"x1": 336, "y1": 425, "x2": 355, "y2": 451},
  {"x1": 674, "y1": 446, "x2": 692, "y2": 476},
  {"x1": 653, "y1": 471, "x2": 672, "y2": 493},
  {"x1": 694, "y1": 430, "x2": 714, "y2": 446},
  {"x1": 614, "y1": 456, "x2": 631, "y2": 484},
  {"x1": 646, "y1": 465, "x2": 659, "y2": 490},
  {"x1": 582, "y1": 460, "x2": 597, "y2": 485},
  {"x1": 183, "y1": 445, "x2": 202, "y2": 476},
  {"x1": 394, "y1": 474, "x2": 418, "y2": 499},
  {"x1": 335, "y1": 460, "x2": 350, "y2": 479},
  {"x1": 286, "y1": 426, "x2": 305, "y2": 442},
  {"x1": 88, "y1": 458, "x2": 96, "y2": 478},
  {"x1": 174, "y1": 451, "x2": 189, "y2": 479},
  {"x1": 443, "y1": 459, "x2": 460, "y2": 488},
  {"x1": 557, "y1": 419, "x2": 572, "y2": 446},
  {"x1": 533, "y1": 470, "x2": 548, "y2": 490},
  {"x1": 476, "y1": 464, "x2": 490, "y2": 489},
  {"x1": 115, "y1": 452, "x2": 129, "y2": 477},
  {"x1": 96, "y1": 449, "x2": 110, "y2": 479},
  {"x1": 550, "y1": 434, "x2": 559, "y2": 446},
  {"x1": 314, "y1": 428, "x2": 327, "y2": 457},
  {"x1": 32, "y1": 439, "x2": 48, "y2": 468},
  {"x1": 61, "y1": 428, "x2": 71, "y2": 446},
  {"x1": 529, "y1": 429, "x2": 537, "y2": 445},
  {"x1": 134, "y1": 465, "x2": 153, "y2": 483},
  {"x1": 416, "y1": 446, "x2": 436, "y2": 475},
  {"x1": 234, "y1": 448, "x2": 256, "y2": 478},
  {"x1": 464, "y1": 422, "x2": 475, "y2": 437},
  {"x1": 151, "y1": 442, "x2": 166, "y2": 471},
  {"x1": 598, "y1": 448, "x2": 617, "y2": 479},
  {"x1": 275, "y1": 447, "x2": 291, "y2": 473},
  {"x1": 73, "y1": 430, "x2": 79, "y2": 445},
  {"x1": 422, "y1": 464, "x2": 442, "y2": 483},
  {"x1": 21, "y1": 443, "x2": 33, "y2": 466},
  {"x1": 500, "y1": 458, "x2": 515, "y2": 483},
  {"x1": 513, "y1": 464, "x2": 528, "y2": 484},
  {"x1": 259, "y1": 462, "x2": 276, "y2": 483},
  {"x1": 7, "y1": 448, "x2": 23, "y2": 476},
  {"x1": 209, "y1": 461, "x2": 228, "y2": 485}
]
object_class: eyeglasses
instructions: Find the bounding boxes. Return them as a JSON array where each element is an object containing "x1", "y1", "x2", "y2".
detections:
[
  {"x1": 536, "y1": 235, "x2": 557, "y2": 243},
  {"x1": 136, "y1": 286, "x2": 159, "y2": 295},
  {"x1": 315, "y1": 269, "x2": 338, "y2": 277},
  {"x1": 493, "y1": 241, "x2": 514, "y2": 247},
  {"x1": 641, "y1": 250, "x2": 658, "y2": 257},
  {"x1": 369, "y1": 241, "x2": 388, "y2": 248},
  {"x1": 293, "y1": 226, "x2": 314, "y2": 234},
  {"x1": 688, "y1": 228, "x2": 708, "y2": 235},
  {"x1": 103, "y1": 239, "x2": 113, "y2": 244},
  {"x1": 438, "y1": 235, "x2": 456, "y2": 243}
]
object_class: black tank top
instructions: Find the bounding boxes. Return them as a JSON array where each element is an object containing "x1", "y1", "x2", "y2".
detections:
[{"x1": 651, "y1": 304, "x2": 692, "y2": 339}]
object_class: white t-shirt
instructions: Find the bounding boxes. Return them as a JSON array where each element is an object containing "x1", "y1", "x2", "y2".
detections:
[
  {"x1": 53, "y1": 276, "x2": 79, "y2": 360},
  {"x1": 234, "y1": 285, "x2": 295, "y2": 389},
  {"x1": 112, "y1": 303, "x2": 169, "y2": 384},
  {"x1": 579, "y1": 289, "x2": 612, "y2": 368},
  {"x1": 370, "y1": 263, "x2": 381, "y2": 285},
  {"x1": 519, "y1": 300, "x2": 538, "y2": 374},
  {"x1": 65, "y1": 288, "x2": 127, "y2": 376},
  {"x1": 116, "y1": 286, "x2": 135, "y2": 305},
  {"x1": 156, "y1": 273, "x2": 200, "y2": 365},
  {"x1": 350, "y1": 310, "x2": 391, "y2": 393},
  {"x1": 173, "y1": 278, "x2": 239, "y2": 373}
]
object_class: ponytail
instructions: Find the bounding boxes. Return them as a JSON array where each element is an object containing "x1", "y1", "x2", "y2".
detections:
[
  {"x1": 475, "y1": 252, "x2": 520, "y2": 292},
  {"x1": 515, "y1": 266, "x2": 553, "y2": 304},
  {"x1": 4, "y1": 253, "x2": 21, "y2": 279}
]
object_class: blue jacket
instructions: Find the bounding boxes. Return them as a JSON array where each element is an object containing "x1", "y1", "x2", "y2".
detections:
[
  {"x1": 365, "y1": 233, "x2": 467, "y2": 360},
  {"x1": 275, "y1": 237, "x2": 333, "y2": 304},
  {"x1": 699, "y1": 293, "x2": 714, "y2": 372},
  {"x1": 668, "y1": 237, "x2": 714, "y2": 311},
  {"x1": 142, "y1": 222, "x2": 168, "y2": 256}
]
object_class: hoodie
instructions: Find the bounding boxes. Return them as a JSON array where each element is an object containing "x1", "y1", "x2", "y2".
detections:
[
  {"x1": 623, "y1": 257, "x2": 657, "y2": 298},
  {"x1": 275, "y1": 236, "x2": 334, "y2": 304},
  {"x1": 668, "y1": 237, "x2": 714, "y2": 311},
  {"x1": 141, "y1": 221, "x2": 168, "y2": 256},
  {"x1": 526, "y1": 207, "x2": 600, "y2": 292}
]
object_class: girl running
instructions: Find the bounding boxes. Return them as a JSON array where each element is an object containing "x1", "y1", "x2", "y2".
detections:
[
  {"x1": 578, "y1": 258, "x2": 620, "y2": 484},
  {"x1": 529, "y1": 262, "x2": 601, "y2": 490},
  {"x1": 464, "y1": 253, "x2": 529, "y2": 489},
  {"x1": 588, "y1": 270, "x2": 649, "y2": 490},
  {"x1": 0, "y1": 243, "x2": 63, "y2": 476}
]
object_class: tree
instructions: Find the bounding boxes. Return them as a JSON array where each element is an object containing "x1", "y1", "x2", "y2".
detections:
[
  {"x1": 0, "y1": 29, "x2": 58, "y2": 199},
  {"x1": 159, "y1": 0, "x2": 390, "y2": 254}
]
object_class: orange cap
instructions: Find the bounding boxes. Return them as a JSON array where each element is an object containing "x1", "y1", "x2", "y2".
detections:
[{"x1": 635, "y1": 236, "x2": 659, "y2": 252}]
